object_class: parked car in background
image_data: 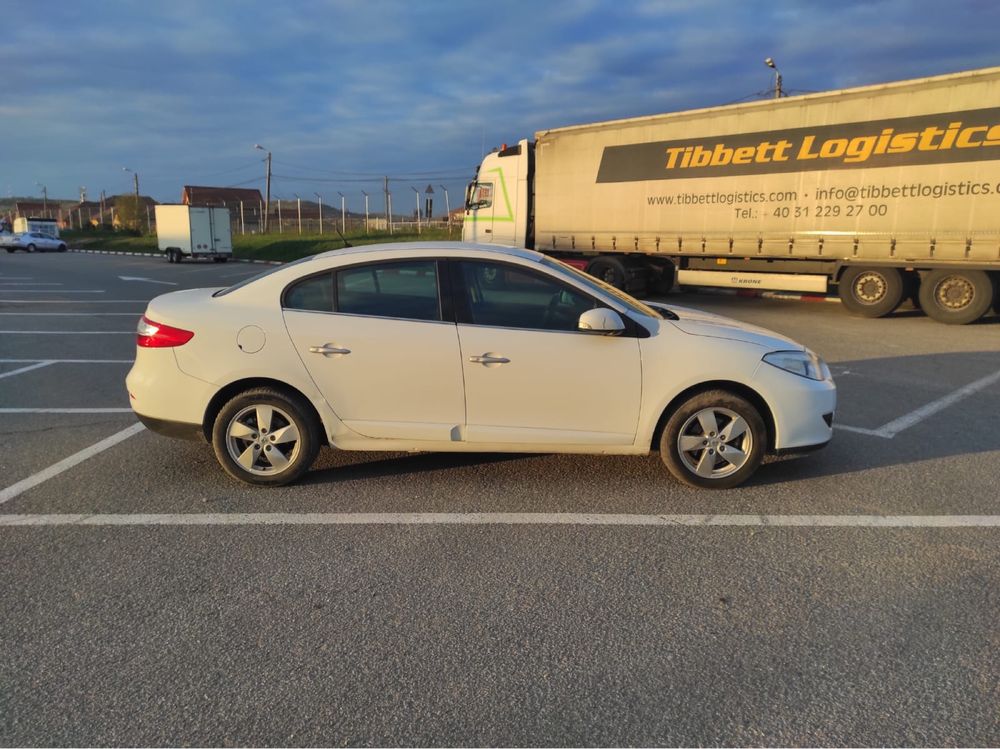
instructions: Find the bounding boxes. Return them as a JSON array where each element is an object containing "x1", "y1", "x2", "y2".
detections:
[
  {"x1": 2, "y1": 232, "x2": 68, "y2": 253},
  {"x1": 127, "y1": 242, "x2": 836, "y2": 489}
]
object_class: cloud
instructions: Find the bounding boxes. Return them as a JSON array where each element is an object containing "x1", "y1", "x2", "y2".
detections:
[{"x1": 3, "y1": 0, "x2": 999, "y2": 205}]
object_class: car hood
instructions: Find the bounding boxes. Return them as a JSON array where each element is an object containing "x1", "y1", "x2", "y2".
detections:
[{"x1": 641, "y1": 301, "x2": 802, "y2": 351}]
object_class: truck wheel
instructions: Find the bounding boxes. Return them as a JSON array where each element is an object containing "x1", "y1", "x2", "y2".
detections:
[
  {"x1": 659, "y1": 390, "x2": 766, "y2": 490},
  {"x1": 212, "y1": 387, "x2": 320, "y2": 486},
  {"x1": 649, "y1": 261, "x2": 676, "y2": 295},
  {"x1": 587, "y1": 257, "x2": 628, "y2": 290},
  {"x1": 838, "y1": 267, "x2": 905, "y2": 317},
  {"x1": 918, "y1": 269, "x2": 993, "y2": 324}
]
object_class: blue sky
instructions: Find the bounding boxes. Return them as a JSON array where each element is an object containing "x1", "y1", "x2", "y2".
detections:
[{"x1": 2, "y1": 0, "x2": 998, "y2": 214}]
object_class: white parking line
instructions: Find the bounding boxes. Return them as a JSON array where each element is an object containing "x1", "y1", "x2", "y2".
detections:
[
  {"x1": 0, "y1": 512, "x2": 998, "y2": 528},
  {"x1": 0, "y1": 290, "x2": 106, "y2": 294},
  {"x1": 0, "y1": 359, "x2": 132, "y2": 363},
  {"x1": 836, "y1": 368, "x2": 1000, "y2": 439},
  {"x1": 0, "y1": 423, "x2": 145, "y2": 505},
  {"x1": 0, "y1": 331, "x2": 134, "y2": 334},
  {"x1": 0, "y1": 283, "x2": 63, "y2": 286},
  {"x1": 0, "y1": 408, "x2": 133, "y2": 413},
  {"x1": 0, "y1": 300, "x2": 148, "y2": 303},
  {"x1": 0, "y1": 313, "x2": 139, "y2": 316},
  {"x1": 0, "y1": 361, "x2": 54, "y2": 380}
]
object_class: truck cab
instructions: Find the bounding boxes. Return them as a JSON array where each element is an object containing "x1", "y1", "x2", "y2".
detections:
[{"x1": 463, "y1": 139, "x2": 532, "y2": 247}]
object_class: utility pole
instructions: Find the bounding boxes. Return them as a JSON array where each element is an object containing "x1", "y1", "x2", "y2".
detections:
[
  {"x1": 100, "y1": 190, "x2": 106, "y2": 226},
  {"x1": 439, "y1": 185, "x2": 450, "y2": 234},
  {"x1": 361, "y1": 190, "x2": 369, "y2": 234},
  {"x1": 294, "y1": 193, "x2": 302, "y2": 234},
  {"x1": 255, "y1": 144, "x2": 272, "y2": 232},
  {"x1": 314, "y1": 193, "x2": 323, "y2": 234},
  {"x1": 411, "y1": 186, "x2": 421, "y2": 235},
  {"x1": 384, "y1": 176, "x2": 390, "y2": 232},
  {"x1": 337, "y1": 191, "x2": 346, "y2": 234},
  {"x1": 765, "y1": 57, "x2": 783, "y2": 99},
  {"x1": 38, "y1": 184, "x2": 48, "y2": 215},
  {"x1": 123, "y1": 167, "x2": 139, "y2": 198}
]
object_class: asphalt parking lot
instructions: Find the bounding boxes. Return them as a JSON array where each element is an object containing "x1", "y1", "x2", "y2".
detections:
[{"x1": 1, "y1": 250, "x2": 999, "y2": 746}]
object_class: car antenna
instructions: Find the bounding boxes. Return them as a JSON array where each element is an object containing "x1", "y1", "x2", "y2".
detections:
[{"x1": 336, "y1": 227, "x2": 352, "y2": 248}]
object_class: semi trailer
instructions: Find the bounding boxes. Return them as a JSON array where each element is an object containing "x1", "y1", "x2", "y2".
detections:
[{"x1": 462, "y1": 67, "x2": 1000, "y2": 324}]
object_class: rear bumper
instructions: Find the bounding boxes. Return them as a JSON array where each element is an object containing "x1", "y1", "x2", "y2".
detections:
[
  {"x1": 136, "y1": 413, "x2": 205, "y2": 442},
  {"x1": 126, "y1": 348, "x2": 217, "y2": 438}
]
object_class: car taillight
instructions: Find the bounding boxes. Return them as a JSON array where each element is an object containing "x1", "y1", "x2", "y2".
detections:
[{"x1": 136, "y1": 315, "x2": 194, "y2": 347}]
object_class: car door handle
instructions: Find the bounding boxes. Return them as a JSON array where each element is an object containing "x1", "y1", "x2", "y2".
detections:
[
  {"x1": 468, "y1": 354, "x2": 510, "y2": 365},
  {"x1": 309, "y1": 344, "x2": 351, "y2": 356}
]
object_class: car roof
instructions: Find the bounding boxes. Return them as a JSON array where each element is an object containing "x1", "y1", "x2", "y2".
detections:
[{"x1": 311, "y1": 241, "x2": 545, "y2": 264}]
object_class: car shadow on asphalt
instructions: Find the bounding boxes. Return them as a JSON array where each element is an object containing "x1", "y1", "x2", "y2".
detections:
[
  {"x1": 293, "y1": 350, "x2": 1000, "y2": 492},
  {"x1": 301, "y1": 450, "x2": 538, "y2": 485}
]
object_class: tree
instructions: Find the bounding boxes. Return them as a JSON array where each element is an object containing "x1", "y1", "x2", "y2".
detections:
[{"x1": 114, "y1": 195, "x2": 142, "y2": 232}]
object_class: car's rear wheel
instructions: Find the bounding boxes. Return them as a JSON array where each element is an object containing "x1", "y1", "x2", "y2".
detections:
[
  {"x1": 660, "y1": 390, "x2": 766, "y2": 489},
  {"x1": 212, "y1": 388, "x2": 320, "y2": 486},
  {"x1": 57, "y1": 244, "x2": 67, "y2": 252}
]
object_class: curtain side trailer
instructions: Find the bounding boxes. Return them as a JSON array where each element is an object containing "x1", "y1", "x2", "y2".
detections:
[{"x1": 463, "y1": 67, "x2": 1000, "y2": 324}]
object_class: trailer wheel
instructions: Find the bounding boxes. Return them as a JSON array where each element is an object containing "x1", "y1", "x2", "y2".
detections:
[
  {"x1": 649, "y1": 261, "x2": 676, "y2": 296},
  {"x1": 838, "y1": 267, "x2": 905, "y2": 317},
  {"x1": 587, "y1": 257, "x2": 628, "y2": 290},
  {"x1": 918, "y1": 269, "x2": 993, "y2": 325}
]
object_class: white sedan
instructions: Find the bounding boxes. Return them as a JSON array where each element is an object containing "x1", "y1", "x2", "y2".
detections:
[
  {"x1": 126, "y1": 243, "x2": 836, "y2": 489},
  {"x1": 3, "y1": 232, "x2": 67, "y2": 253}
]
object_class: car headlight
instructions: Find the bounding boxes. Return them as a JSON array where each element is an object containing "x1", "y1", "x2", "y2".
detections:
[{"x1": 762, "y1": 349, "x2": 831, "y2": 381}]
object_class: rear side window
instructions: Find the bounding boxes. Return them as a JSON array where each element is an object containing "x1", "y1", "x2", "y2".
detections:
[
  {"x1": 335, "y1": 261, "x2": 441, "y2": 321},
  {"x1": 284, "y1": 273, "x2": 334, "y2": 312}
]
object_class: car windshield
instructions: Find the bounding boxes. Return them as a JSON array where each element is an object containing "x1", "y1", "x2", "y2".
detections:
[
  {"x1": 540, "y1": 257, "x2": 662, "y2": 319},
  {"x1": 213, "y1": 255, "x2": 318, "y2": 297}
]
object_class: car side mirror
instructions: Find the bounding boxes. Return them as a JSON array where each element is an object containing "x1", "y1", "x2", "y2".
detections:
[{"x1": 578, "y1": 308, "x2": 625, "y2": 336}]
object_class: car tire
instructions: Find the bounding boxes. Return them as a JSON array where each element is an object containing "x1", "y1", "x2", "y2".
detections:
[
  {"x1": 918, "y1": 269, "x2": 993, "y2": 325},
  {"x1": 58, "y1": 244, "x2": 67, "y2": 252},
  {"x1": 212, "y1": 387, "x2": 321, "y2": 487},
  {"x1": 5, "y1": 248, "x2": 14, "y2": 253},
  {"x1": 26, "y1": 244, "x2": 36, "y2": 253},
  {"x1": 837, "y1": 266, "x2": 905, "y2": 317},
  {"x1": 660, "y1": 390, "x2": 766, "y2": 489}
]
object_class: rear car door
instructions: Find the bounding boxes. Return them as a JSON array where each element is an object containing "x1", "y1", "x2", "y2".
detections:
[{"x1": 282, "y1": 259, "x2": 466, "y2": 441}]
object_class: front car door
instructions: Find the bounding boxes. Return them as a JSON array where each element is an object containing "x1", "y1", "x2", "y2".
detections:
[
  {"x1": 282, "y1": 259, "x2": 466, "y2": 441},
  {"x1": 452, "y1": 259, "x2": 642, "y2": 446}
]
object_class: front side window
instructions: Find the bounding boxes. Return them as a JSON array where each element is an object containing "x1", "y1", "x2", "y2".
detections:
[
  {"x1": 466, "y1": 182, "x2": 494, "y2": 210},
  {"x1": 457, "y1": 261, "x2": 597, "y2": 332},
  {"x1": 335, "y1": 260, "x2": 440, "y2": 321}
]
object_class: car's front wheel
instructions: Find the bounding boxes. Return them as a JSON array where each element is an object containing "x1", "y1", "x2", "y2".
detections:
[
  {"x1": 25, "y1": 244, "x2": 36, "y2": 253},
  {"x1": 211, "y1": 387, "x2": 320, "y2": 486},
  {"x1": 660, "y1": 390, "x2": 766, "y2": 489}
]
